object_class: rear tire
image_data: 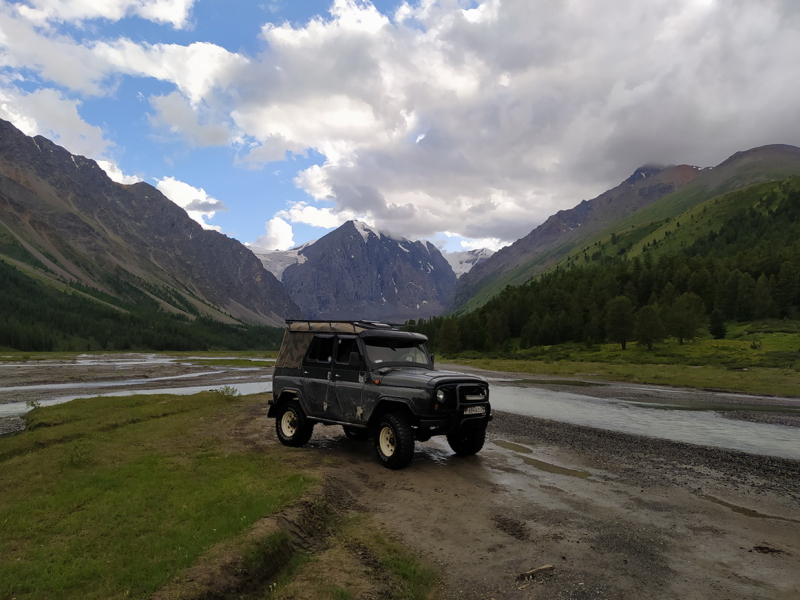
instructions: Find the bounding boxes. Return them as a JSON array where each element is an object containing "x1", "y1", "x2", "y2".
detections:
[
  {"x1": 343, "y1": 426, "x2": 370, "y2": 441},
  {"x1": 275, "y1": 401, "x2": 314, "y2": 447},
  {"x1": 374, "y1": 413, "x2": 415, "y2": 470},
  {"x1": 447, "y1": 425, "x2": 486, "y2": 456}
]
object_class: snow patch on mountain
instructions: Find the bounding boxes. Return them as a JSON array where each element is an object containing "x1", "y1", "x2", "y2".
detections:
[
  {"x1": 442, "y1": 248, "x2": 495, "y2": 278},
  {"x1": 252, "y1": 240, "x2": 315, "y2": 280}
]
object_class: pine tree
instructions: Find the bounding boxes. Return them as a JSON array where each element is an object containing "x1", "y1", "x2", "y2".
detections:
[
  {"x1": 606, "y1": 296, "x2": 635, "y2": 350},
  {"x1": 709, "y1": 309, "x2": 727, "y2": 339},
  {"x1": 754, "y1": 274, "x2": 773, "y2": 319},
  {"x1": 634, "y1": 305, "x2": 665, "y2": 350},
  {"x1": 667, "y1": 293, "x2": 706, "y2": 344},
  {"x1": 437, "y1": 318, "x2": 461, "y2": 356}
]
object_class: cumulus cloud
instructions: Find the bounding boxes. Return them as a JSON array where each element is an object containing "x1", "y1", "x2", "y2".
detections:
[
  {"x1": 14, "y1": 0, "x2": 196, "y2": 29},
  {"x1": 97, "y1": 160, "x2": 142, "y2": 184},
  {"x1": 234, "y1": 0, "x2": 800, "y2": 243},
  {"x1": 251, "y1": 216, "x2": 295, "y2": 251},
  {"x1": 155, "y1": 176, "x2": 228, "y2": 231},
  {"x1": 275, "y1": 201, "x2": 356, "y2": 229},
  {"x1": 148, "y1": 91, "x2": 231, "y2": 146},
  {"x1": 0, "y1": 85, "x2": 112, "y2": 158}
]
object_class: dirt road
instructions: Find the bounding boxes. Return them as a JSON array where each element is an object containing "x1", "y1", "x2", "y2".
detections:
[{"x1": 252, "y1": 408, "x2": 800, "y2": 600}]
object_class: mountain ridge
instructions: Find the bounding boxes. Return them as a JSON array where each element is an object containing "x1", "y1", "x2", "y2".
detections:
[
  {"x1": 451, "y1": 143, "x2": 800, "y2": 314},
  {"x1": 0, "y1": 119, "x2": 301, "y2": 327},
  {"x1": 450, "y1": 163, "x2": 701, "y2": 312}
]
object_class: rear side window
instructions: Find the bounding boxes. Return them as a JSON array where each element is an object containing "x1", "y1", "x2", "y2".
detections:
[
  {"x1": 335, "y1": 337, "x2": 360, "y2": 364},
  {"x1": 306, "y1": 335, "x2": 335, "y2": 363}
]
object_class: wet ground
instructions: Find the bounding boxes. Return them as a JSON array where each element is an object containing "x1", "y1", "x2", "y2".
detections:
[{"x1": 257, "y1": 407, "x2": 800, "y2": 600}]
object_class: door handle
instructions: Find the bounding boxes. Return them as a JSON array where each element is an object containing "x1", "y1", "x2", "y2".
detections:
[
  {"x1": 303, "y1": 371, "x2": 309, "y2": 375},
  {"x1": 334, "y1": 374, "x2": 341, "y2": 379}
]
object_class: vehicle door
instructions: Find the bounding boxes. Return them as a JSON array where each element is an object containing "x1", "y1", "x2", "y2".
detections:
[
  {"x1": 301, "y1": 334, "x2": 336, "y2": 417},
  {"x1": 331, "y1": 336, "x2": 367, "y2": 423}
]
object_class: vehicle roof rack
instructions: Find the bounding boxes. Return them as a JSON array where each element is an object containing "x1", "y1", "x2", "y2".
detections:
[{"x1": 285, "y1": 319, "x2": 402, "y2": 332}]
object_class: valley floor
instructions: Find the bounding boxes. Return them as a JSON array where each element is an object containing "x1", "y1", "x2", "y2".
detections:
[{"x1": 1, "y1": 355, "x2": 799, "y2": 598}]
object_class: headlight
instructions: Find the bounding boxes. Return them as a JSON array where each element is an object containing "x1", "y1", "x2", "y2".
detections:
[{"x1": 436, "y1": 389, "x2": 446, "y2": 402}]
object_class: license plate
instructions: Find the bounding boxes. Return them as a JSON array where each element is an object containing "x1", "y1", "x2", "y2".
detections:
[{"x1": 464, "y1": 405, "x2": 486, "y2": 415}]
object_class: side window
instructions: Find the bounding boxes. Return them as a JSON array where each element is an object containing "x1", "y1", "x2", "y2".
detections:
[
  {"x1": 335, "y1": 337, "x2": 360, "y2": 364},
  {"x1": 305, "y1": 335, "x2": 334, "y2": 364}
]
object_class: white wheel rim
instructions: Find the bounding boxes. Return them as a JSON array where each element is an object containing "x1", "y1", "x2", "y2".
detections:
[
  {"x1": 281, "y1": 411, "x2": 298, "y2": 437},
  {"x1": 379, "y1": 426, "x2": 396, "y2": 457}
]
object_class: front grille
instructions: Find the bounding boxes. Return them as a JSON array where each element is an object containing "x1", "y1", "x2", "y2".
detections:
[
  {"x1": 457, "y1": 383, "x2": 488, "y2": 404},
  {"x1": 434, "y1": 382, "x2": 488, "y2": 413}
]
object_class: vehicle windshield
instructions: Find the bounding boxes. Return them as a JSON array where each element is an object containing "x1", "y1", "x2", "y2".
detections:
[{"x1": 363, "y1": 338, "x2": 431, "y2": 367}]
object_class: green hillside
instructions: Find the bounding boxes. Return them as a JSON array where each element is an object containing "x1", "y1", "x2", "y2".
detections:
[
  {"x1": 0, "y1": 258, "x2": 283, "y2": 352},
  {"x1": 413, "y1": 176, "x2": 800, "y2": 357},
  {"x1": 455, "y1": 146, "x2": 800, "y2": 314}
]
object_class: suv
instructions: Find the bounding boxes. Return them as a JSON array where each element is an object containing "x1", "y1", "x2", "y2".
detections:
[{"x1": 268, "y1": 320, "x2": 492, "y2": 469}]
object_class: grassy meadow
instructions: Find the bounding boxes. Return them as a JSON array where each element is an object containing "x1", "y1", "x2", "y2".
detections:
[
  {"x1": 0, "y1": 390, "x2": 308, "y2": 599},
  {"x1": 447, "y1": 322, "x2": 800, "y2": 397}
]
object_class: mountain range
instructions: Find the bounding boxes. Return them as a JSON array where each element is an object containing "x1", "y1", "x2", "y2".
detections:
[
  {"x1": 0, "y1": 119, "x2": 300, "y2": 328},
  {"x1": 2, "y1": 115, "x2": 800, "y2": 345}
]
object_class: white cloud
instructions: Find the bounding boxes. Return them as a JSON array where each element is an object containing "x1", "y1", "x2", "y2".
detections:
[
  {"x1": 94, "y1": 40, "x2": 248, "y2": 104},
  {"x1": 97, "y1": 160, "x2": 142, "y2": 184},
  {"x1": 460, "y1": 237, "x2": 505, "y2": 252},
  {"x1": 252, "y1": 216, "x2": 295, "y2": 251},
  {"x1": 225, "y1": 0, "x2": 800, "y2": 243},
  {"x1": 155, "y1": 176, "x2": 228, "y2": 231},
  {"x1": 0, "y1": 85, "x2": 111, "y2": 158},
  {"x1": 294, "y1": 165, "x2": 333, "y2": 200},
  {"x1": 148, "y1": 91, "x2": 231, "y2": 147},
  {"x1": 14, "y1": 0, "x2": 196, "y2": 29},
  {"x1": 276, "y1": 201, "x2": 356, "y2": 229}
]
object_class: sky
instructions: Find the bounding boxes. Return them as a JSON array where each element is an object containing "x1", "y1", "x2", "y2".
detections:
[{"x1": 1, "y1": 0, "x2": 800, "y2": 254}]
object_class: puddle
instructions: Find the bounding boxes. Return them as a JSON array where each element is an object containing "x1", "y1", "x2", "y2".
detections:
[
  {"x1": 494, "y1": 440, "x2": 592, "y2": 479},
  {"x1": 494, "y1": 440, "x2": 533, "y2": 454},
  {"x1": 701, "y1": 495, "x2": 800, "y2": 523}
]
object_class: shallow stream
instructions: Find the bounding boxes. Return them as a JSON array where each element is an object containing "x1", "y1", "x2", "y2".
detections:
[{"x1": 488, "y1": 382, "x2": 800, "y2": 460}]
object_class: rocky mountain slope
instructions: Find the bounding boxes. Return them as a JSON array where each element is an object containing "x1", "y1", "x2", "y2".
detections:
[
  {"x1": 258, "y1": 221, "x2": 456, "y2": 321},
  {"x1": 0, "y1": 119, "x2": 300, "y2": 326},
  {"x1": 451, "y1": 144, "x2": 800, "y2": 313}
]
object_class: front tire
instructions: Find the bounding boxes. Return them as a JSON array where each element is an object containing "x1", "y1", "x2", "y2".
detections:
[
  {"x1": 374, "y1": 413, "x2": 415, "y2": 470},
  {"x1": 447, "y1": 425, "x2": 486, "y2": 456},
  {"x1": 275, "y1": 401, "x2": 314, "y2": 447}
]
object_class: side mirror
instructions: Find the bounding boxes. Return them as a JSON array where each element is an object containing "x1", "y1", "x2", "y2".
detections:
[{"x1": 349, "y1": 352, "x2": 363, "y2": 368}]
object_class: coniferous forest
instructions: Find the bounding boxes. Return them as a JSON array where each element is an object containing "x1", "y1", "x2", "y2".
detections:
[{"x1": 411, "y1": 178, "x2": 800, "y2": 355}]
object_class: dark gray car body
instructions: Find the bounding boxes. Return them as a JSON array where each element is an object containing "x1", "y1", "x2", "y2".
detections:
[{"x1": 269, "y1": 323, "x2": 491, "y2": 440}]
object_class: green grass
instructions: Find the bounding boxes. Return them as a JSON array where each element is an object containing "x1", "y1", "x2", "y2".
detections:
[
  {"x1": 0, "y1": 391, "x2": 309, "y2": 600},
  {"x1": 447, "y1": 327, "x2": 800, "y2": 397}
]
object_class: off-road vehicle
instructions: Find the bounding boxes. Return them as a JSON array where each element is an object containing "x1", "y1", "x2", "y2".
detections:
[{"x1": 268, "y1": 320, "x2": 492, "y2": 469}]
